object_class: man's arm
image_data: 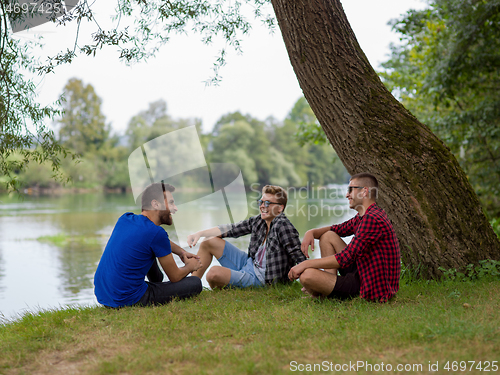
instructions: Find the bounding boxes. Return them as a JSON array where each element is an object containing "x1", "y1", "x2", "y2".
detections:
[
  {"x1": 334, "y1": 214, "x2": 382, "y2": 269},
  {"x1": 188, "y1": 217, "x2": 254, "y2": 248},
  {"x1": 301, "y1": 226, "x2": 332, "y2": 257},
  {"x1": 158, "y1": 253, "x2": 202, "y2": 283},
  {"x1": 170, "y1": 241, "x2": 199, "y2": 264},
  {"x1": 288, "y1": 255, "x2": 340, "y2": 281},
  {"x1": 277, "y1": 220, "x2": 307, "y2": 264},
  {"x1": 187, "y1": 226, "x2": 222, "y2": 248}
]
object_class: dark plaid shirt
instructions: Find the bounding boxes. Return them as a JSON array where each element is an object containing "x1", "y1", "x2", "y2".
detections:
[
  {"x1": 332, "y1": 203, "x2": 401, "y2": 302},
  {"x1": 219, "y1": 213, "x2": 306, "y2": 284}
]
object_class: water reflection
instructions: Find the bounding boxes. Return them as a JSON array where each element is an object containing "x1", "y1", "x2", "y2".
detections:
[
  {"x1": 0, "y1": 188, "x2": 352, "y2": 323},
  {"x1": 56, "y1": 240, "x2": 106, "y2": 301}
]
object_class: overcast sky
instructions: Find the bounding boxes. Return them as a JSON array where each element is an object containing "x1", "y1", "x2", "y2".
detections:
[{"x1": 17, "y1": 0, "x2": 428, "y2": 135}]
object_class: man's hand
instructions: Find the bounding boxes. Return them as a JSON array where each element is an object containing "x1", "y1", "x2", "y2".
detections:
[
  {"x1": 288, "y1": 262, "x2": 307, "y2": 281},
  {"x1": 181, "y1": 251, "x2": 200, "y2": 264},
  {"x1": 185, "y1": 257, "x2": 202, "y2": 273},
  {"x1": 187, "y1": 232, "x2": 202, "y2": 248},
  {"x1": 186, "y1": 227, "x2": 221, "y2": 248},
  {"x1": 301, "y1": 230, "x2": 315, "y2": 258}
]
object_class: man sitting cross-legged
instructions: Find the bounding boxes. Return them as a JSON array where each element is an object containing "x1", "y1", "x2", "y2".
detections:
[
  {"x1": 187, "y1": 185, "x2": 306, "y2": 289},
  {"x1": 288, "y1": 173, "x2": 401, "y2": 302}
]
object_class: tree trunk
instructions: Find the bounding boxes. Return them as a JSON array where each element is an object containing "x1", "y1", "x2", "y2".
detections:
[{"x1": 270, "y1": 0, "x2": 500, "y2": 277}]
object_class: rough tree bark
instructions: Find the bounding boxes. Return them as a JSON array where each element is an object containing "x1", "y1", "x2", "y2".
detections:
[{"x1": 270, "y1": 0, "x2": 500, "y2": 277}]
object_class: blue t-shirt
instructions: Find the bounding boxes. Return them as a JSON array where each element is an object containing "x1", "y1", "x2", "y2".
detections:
[{"x1": 94, "y1": 213, "x2": 172, "y2": 307}]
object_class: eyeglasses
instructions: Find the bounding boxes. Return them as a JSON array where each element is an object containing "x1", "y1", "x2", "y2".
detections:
[
  {"x1": 257, "y1": 199, "x2": 282, "y2": 207},
  {"x1": 347, "y1": 186, "x2": 365, "y2": 194}
]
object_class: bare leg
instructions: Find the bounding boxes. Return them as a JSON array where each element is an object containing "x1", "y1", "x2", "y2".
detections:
[
  {"x1": 319, "y1": 231, "x2": 347, "y2": 274},
  {"x1": 192, "y1": 237, "x2": 226, "y2": 279},
  {"x1": 205, "y1": 266, "x2": 232, "y2": 289},
  {"x1": 300, "y1": 232, "x2": 346, "y2": 296},
  {"x1": 299, "y1": 268, "x2": 337, "y2": 297}
]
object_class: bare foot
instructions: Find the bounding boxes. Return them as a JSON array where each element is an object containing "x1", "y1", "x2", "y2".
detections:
[{"x1": 301, "y1": 287, "x2": 319, "y2": 299}]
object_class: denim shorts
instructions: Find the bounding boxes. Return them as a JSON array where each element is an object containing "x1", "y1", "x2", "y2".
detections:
[{"x1": 218, "y1": 241, "x2": 264, "y2": 288}]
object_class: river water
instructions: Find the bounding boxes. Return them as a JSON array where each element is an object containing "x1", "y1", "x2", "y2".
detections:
[{"x1": 0, "y1": 187, "x2": 353, "y2": 323}]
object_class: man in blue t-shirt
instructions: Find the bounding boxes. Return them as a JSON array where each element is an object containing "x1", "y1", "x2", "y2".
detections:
[{"x1": 94, "y1": 182, "x2": 202, "y2": 308}]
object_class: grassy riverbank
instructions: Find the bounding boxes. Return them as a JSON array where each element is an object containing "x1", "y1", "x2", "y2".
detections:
[{"x1": 1, "y1": 276, "x2": 499, "y2": 375}]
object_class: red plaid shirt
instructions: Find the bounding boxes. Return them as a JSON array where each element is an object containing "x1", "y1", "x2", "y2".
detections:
[{"x1": 332, "y1": 204, "x2": 401, "y2": 302}]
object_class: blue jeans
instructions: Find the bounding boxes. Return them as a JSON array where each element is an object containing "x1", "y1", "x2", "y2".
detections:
[
  {"x1": 218, "y1": 241, "x2": 264, "y2": 288},
  {"x1": 135, "y1": 261, "x2": 202, "y2": 306}
]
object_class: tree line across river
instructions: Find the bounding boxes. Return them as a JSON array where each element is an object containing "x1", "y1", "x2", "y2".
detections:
[{"x1": 5, "y1": 78, "x2": 349, "y2": 194}]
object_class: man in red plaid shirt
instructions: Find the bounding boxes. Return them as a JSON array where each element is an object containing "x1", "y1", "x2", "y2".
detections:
[{"x1": 288, "y1": 173, "x2": 401, "y2": 302}]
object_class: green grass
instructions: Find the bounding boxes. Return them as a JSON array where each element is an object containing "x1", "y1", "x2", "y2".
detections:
[{"x1": 1, "y1": 278, "x2": 499, "y2": 374}]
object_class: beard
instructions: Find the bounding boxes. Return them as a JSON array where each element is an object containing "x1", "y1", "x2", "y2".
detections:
[{"x1": 159, "y1": 210, "x2": 173, "y2": 226}]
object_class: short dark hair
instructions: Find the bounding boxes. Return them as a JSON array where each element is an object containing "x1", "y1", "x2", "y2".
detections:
[
  {"x1": 141, "y1": 182, "x2": 175, "y2": 211},
  {"x1": 262, "y1": 184, "x2": 288, "y2": 208},
  {"x1": 350, "y1": 173, "x2": 378, "y2": 199}
]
